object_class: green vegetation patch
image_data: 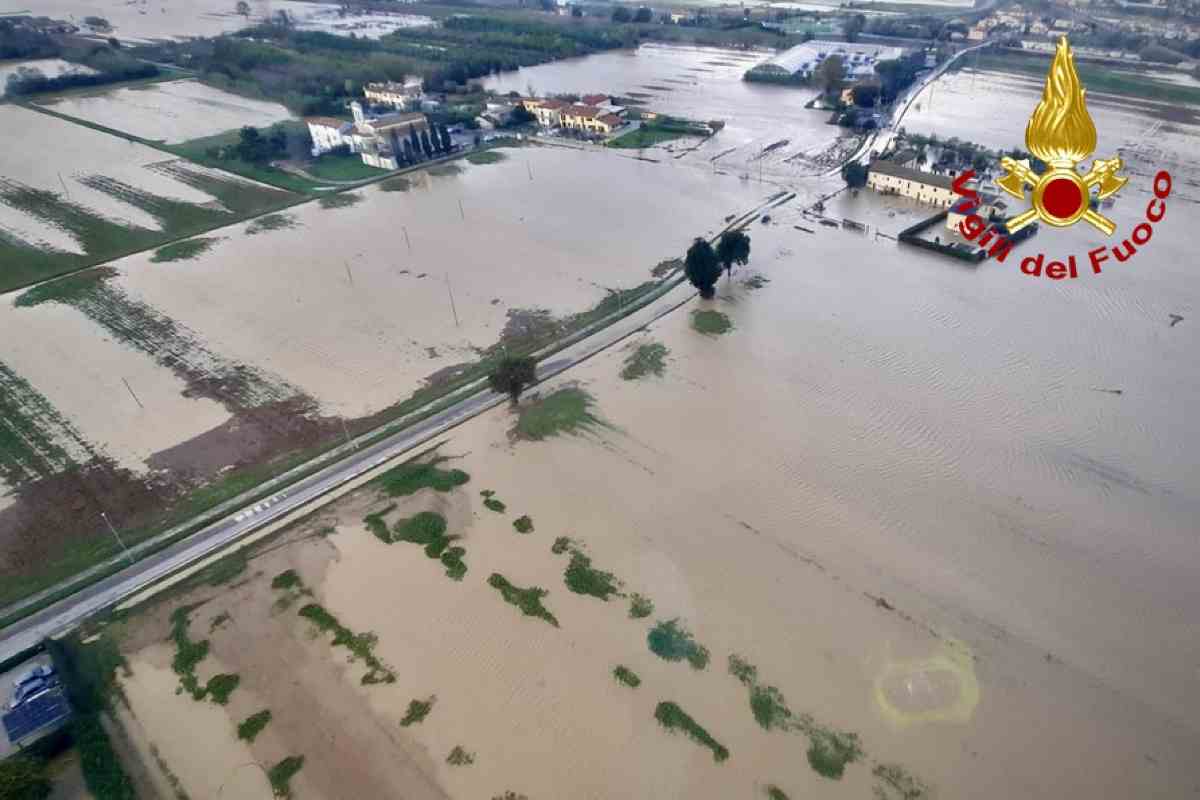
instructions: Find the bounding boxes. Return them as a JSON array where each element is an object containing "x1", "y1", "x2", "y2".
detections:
[
  {"x1": 628, "y1": 593, "x2": 654, "y2": 619},
  {"x1": 480, "y1": 489, "x2": 507, "y2": 513},
  {"x1": 238, "y1": 709, "x2": 273, "y2": 742},
  {"x1": 620, "y1": 342, "x2": 669, "y2": 380},
  {"x1": 564, "y1": 549, "x2": 622, "y2": 601},
  {"x1": 150, "y1": 237, "x2": 219, "y2": 263},
  {"x1": 647, "y1": 619, "x2": 709, "y2": 670},
  {"x1": 0, "y1": 360, "x2": 94, "y2": 486},
  {"x1": 428, "y1": 163, "x2": 465, "y2": 177},
  {"x1": 515, "y1": 387, "x2": 606, "y2": 441},
  {"x1": 551, "y1": 536, "x2": 573, "y2": 555},
  {"x1": 317, "y1": 192, "x2": 363, "y2": 209},
  {"x1": 765, "y1": 786, "x2": 790, "y2": 800},
  {"x1": 609, "y1": 117, "x2": 709, "y2": 149},
  {"x1": 205, "y1": 673, "x2": 240, "y2": 705},
  {"x1": 806, "y1": 729, "x2": 862, "y2": 780},
  {"x1": 487, "y1": 573, "x2": 558, "y2": 627},
  {"x1": 363, "y1": 504, "x2": 397, "y2": 544},
  {"x1": 374, "y1": 455, "x2": 470, "y2": 497},
  {"x1": 271, "y1": 569, "x2": 303, "y2": 591},
  {"x1": 295, "y1": 602, "x2": 395, "y2": 684},
  {"x1": 246, "y1": 213, "x2": 299, "y2": 235},
  {"x1": 400, "y1": 696, "x2": 435, "y2": 727},
  {"x1": 379, "y1": 176, "x2": 413, "y2": 192},
  {"x1": 305, "y1": 152, "x2": 387, "y2": 181},
  {"x1": 466, "y1": 150, "x2": 507, "y2": 165},
  {"x1": 369, "y1": 509, "x2": 467, "y2": 581},
  {"x1": 653, "y1": 701, "x2": 729, "y2": 762},
  {"x1": 268, "y1": 755, "x2": 304, "y2": 798},
  {"x1": 691, "y1": 309, "x2": 733, "y2": 336},
  {"x1": 613, "y1": 665, "x2": 641, "y2": 688},
  {"x1": 446, "y1": 746, "x2": 476, "y2": 766},
  {"x1": 170, "y1": 605, "x2": 211, "y2": 699},
  {"x1": 209, "y1": 612, "x2": 232, "y2": 633},
  {"x1": 872, "y1": 763, "x2": 930, "y2": 799},
  {"x1": 513, "y1": 514, "x2": 534, "y2": 534}
]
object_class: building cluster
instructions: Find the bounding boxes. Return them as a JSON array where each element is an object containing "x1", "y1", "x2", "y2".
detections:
[
  {"x1": 362, "y1": 78, "x2": 425, "y2": 110},
  {"x1": 748, "y1": 41, "x2": 907, "y2": 81},
  {"x1": 519, "y1": 94, "x2": 628, "y2": 136},
  {"x1": 306, "y1": 101, "x2": 431, "y2": 170}
]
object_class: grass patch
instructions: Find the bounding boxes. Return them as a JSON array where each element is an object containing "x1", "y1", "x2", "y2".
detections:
[
  {"x1": 209, "y1": 611, "x2": 231, "y2": 632},
  {"x1": 400, "y1": 696, "x2": 435, "y2": 727},
  {"x1": 379, "y1": 176, "x2": 413, "y2": 192},
  {"x1": 613, "y1": 665, "x2": 641, "y2": 688},
  {"x1": 609, "y1": 116, "x2": 709, "y2": 149},
  {"x1": 620, "y1": 342, "x2": 669, "y2": 380},
  {"x1": 480, "y1": 489, "x2": 507, "y2": 513},
  {"x1": 267, "y1": 755, "x2": 304, "y2": 798},
  {"x1": 294, "y1": 600, "x2": 395, "y2": 684},
  {"x1": 363, "y1": 504, "x2": 397, "y2": 543},
  {"x1": 150, "y1": 237, "x2": 219, "y2": 263},
  {"x1": 318, "y1": 192, "x2": 362, "y2": 209},
  {"x1": 245, "y1": 213, "x2": 298, "y2": 235},
  {"x1": 374, "y1": 456, "x2": 470, "y2": 496},
  {"x1": 271, "y1": 569, "x2": 302, "y2": 591},
  {"x1": 428, "y1": 163, "x2": 464, "y2": 177},
  {"x1": 466, "y1": 150, "x2": 507, "y2": 165},
  {"x1": 513, "y1": 514, "x2": 534, "y2": 534},
  {"x1": 305, "y1": 152, "x2": 388, "y2": 181},
  {"x1": 691, "y1": 309, "x2": 733, "y2": 336},
  {"x1": 654, "y1": 701, "x2": 729, "y2": 762},
  {"x1": 166, "y1": 124, "x2": 325, "y2": 194},
  {"x1": 564, "y1": 548, "x2": 621, "y2": 601},
  {"x1": 628, "y1": 593, "x2": 654, "y2": 619},
  {"x1": 372, "y1": 510, "x2": 467, "y2": 580},
  {"x1": 238, "y1": 709, "x2": 272, "y2": 742},
  {"x1": 169, "y1": 605, "x2": 210, "y2": 699},
  {"x1": 551, "y1": 536, "x2": 572, "y2": 555},
  {"x1": 765, "y1": 786, "x2": 790, "y2": 800},
  {"x1": 446, "y1": 746, "x2": 475, "y2": 766},
  {"x1": 205, "y1": 673, "x2": 240, "y2": 705},
  {"x1": 648, "y1": 619, "x2": 709, "y2": 670},
  {"x1": 515, "y1": 387, "x2": 606, "y2": 441},
  {"x1": 872, "y1": 764, "x2": 930, "y2": 799},
  {"x1": 806, "y1": 729, "x2": 862, "y2": 780},
  {"x1": 0, "y1": 360, "x2": 93, "y2": 486},
  {"x1": 488, "y1": 573, "x2": 559, "y2": 627}
]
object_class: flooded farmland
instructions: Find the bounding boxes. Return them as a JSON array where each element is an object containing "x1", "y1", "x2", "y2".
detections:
[{"x1": 38, "y1": 79, "x2": 295, "y2": 144}]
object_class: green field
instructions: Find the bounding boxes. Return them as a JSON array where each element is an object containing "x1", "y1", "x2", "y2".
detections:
[
  {"x1": 609, "y1": 118, "x2": 711, "y2": 150},
  {"x1": 302, "y1": 151, "x2": 390, "y2": 182}
]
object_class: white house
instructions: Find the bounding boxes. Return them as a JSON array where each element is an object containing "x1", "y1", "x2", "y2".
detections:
[
  {"x1": 867, "y1": 160, "x2": 957, "y2": 207},
  {"x1": 306, "y1": 116, "x2": 353, "y2": 156}
]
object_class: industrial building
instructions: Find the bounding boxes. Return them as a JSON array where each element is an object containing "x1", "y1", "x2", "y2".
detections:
[{"x1": 746, "y1": 41, "x2": 906, "y2": 82}]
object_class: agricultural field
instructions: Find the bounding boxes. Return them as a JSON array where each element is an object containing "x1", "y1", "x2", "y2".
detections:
[
  {"x1": 35, "y1": 79, "x2": 296, "y2": 144},
  {"x1": 0, "y1": 103, "x2": 296, "y2": 292},
  {"x1": 0, "y1": 143, "x2": 777, "y2": 608}
]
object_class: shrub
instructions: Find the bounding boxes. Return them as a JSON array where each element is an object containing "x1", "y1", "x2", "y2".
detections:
[{"x1": 647, "y1": 619, "x2": 709, "y2": 669}]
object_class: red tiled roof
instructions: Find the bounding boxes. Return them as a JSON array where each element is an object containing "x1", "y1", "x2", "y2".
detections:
[
  {"x1": 582, "y1": 93, "x2": 608, "y2": 105},
  {"x1": 598, "y1": 113, "x2": 624, "y2": 127},
  {"x1": 539, "y1": 99, "x2": 568, "y2": 109},
  {"x1": 565, "y1": 104, "x2": 601, "y2": 118}
]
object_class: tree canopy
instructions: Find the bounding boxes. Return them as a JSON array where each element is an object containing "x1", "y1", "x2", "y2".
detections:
[
  {"x1": 488, "y1": 356, "x2": 538, "y2": 404},
  {"x1": 813, "y1": 55, "x2": 844, "y2": 95},
  {"x1": 716, "y1": 230, "x2": 751, "y2": 277},
  {"x1": 841, "y1": 161, "x2": 868, "y2": 188},
  {"x1": 684, "y1": 238, "x2": 722, "y2": 299}
]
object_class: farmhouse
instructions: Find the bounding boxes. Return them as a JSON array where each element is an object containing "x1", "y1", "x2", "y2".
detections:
[
  {"x1": 867, "y1": 160, "x2": 957, "y2": 207},
  {"x1": 306, "y1": 102, "x2": 431, "y2": 170},
  {"x1": 363, "y1": 78, "x2": 424, "y2": 110}
]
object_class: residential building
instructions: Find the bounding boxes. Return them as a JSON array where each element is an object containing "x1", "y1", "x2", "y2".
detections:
[
  {"x1": 560, "y1": 104, "x2": 625, "y2": 134},
  {"x1": 582, "y1": 93, "x2": 609, "y2": 107},
  {"x1": 521, "y1": 98, "x2": 569, "y2": 128},
  {"x1": 306, "y1": 116, "x2": 354, "y2": 155},
  {"x1": 867, "y1": 160, "x2": 957, "y2": 207},
  {"x1": 307, "y1": 102, "x2": 430, "y2": 170},
  {"x1": 363, "y1": 78, "x2": 424, "y2": 110}
]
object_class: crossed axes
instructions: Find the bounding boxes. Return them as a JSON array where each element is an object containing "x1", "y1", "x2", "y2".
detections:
[{"x1": 997, "y1": 156, "x2": 1128, "y2": 235}]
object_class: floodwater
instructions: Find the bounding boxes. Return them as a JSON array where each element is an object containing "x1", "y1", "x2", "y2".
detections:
[
  {"x1": 38, "y1": 79, "x2": 295, "y2": 144},
  {"x1": 107, "y1": 145, "x2": 773, "y2": 419},
  {"x1": 0, "y1": 58, "x2": 95, "y2": 89},
  {"x1": 482, "y1": 44, "x2": 852, "y2": 184}
]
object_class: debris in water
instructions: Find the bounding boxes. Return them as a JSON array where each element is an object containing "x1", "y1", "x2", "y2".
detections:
[
  {"x1": 1168, "y1": 314, "x2": 1183, "y2": 327},
  {"x1": 1090, "y1": 388, "x2": 1123, "y2": 395}
]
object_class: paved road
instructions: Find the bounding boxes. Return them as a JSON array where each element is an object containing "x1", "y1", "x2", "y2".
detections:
[{"x1": 0, "y1": 282, "x2": 699, "y2": 663}]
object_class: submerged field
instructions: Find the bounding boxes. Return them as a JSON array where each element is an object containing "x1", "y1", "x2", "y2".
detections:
[
  {"x1": 84, "y1": 197, "x2": 1199, "y2": 797},
  {"x1": 0, "y1": 143, "x2": 777, "y2": 607},
  {"x1": 0, "y1": 104, "x2": 296, "y2": 292}
]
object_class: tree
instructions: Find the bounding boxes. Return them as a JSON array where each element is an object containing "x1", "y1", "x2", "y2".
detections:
[
  {"x1": 844, "y1": 13, "x2": 865, "y2": 42},
  {"x1": 0, "y1": 756, "x2": 51, "y2": 800},
  {"x1": 612, "y1": 6, "x2": 633, "y2": 22},
  {"x1": 634, "y1": 6, "x2": 653, "y2": 22},
  {"x1": 488, "y1": 355, "x2": 537, "y2": 404},
  {"x1": 511, "y1": 103, "x2": 535, "y2": 125},
  {"x1": 684, "y1": 238, "x2": 721, "y2": 299},
  {"x1": 236, "y1": 0, "x2": 251, "y2": 17},
  {"x1": 716, "y1": 229, "x2": 751, "y2": 278},
  {"x1": 841, "y1": 161, "x2": 868, "y2": 188},
  {"x1": 812, "y1": 55, "x2": 844, "y2": 96},
  {"x1": 852, "y1": 82, "x2": 880, "y2": 108}
]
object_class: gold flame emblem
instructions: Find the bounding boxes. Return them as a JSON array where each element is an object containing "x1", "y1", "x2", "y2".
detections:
[{"x1": 997, "y1": 37, "x2": 1127, "y2": 235}]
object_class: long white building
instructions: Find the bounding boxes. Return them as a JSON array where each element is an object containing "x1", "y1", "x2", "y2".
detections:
[{"x1": 748, "y1": 41, "x2": 906, "y2": 81}]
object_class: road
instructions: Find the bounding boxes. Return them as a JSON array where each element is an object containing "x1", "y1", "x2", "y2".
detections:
[{"x1": 0, "y1": 279, "x2": 703, "y2": 663}]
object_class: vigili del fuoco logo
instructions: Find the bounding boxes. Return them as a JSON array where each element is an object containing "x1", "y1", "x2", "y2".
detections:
[{"x1": 950, "y1": 36, "x2": 1173, "y2": 280}]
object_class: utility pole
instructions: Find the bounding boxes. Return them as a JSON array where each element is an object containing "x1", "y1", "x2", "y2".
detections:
[
  {"x1": 458, "y1": 199, "x2": 465, "y2": 221},
  {"x1": 58, "y1": 172, "x2": 71, "y2": 199},
  {"x1": 527, "y1": 161, "x2": 533, "y2": 181},
  {"x1": 121, "y1": 377, "x2": 143, "y2": 409},
  {"x1": 344, "y1": 261, "x2": 354, "y2": 286},
  {"x1": 403, "y1": 226, "x2": 412, "y2": 253},
  {"x1": 100, "y1": 511, "x2": 133, "y2": 564},
  {"x1": 340, "y1": 417, "x2": 354, "y2": 449},
  {"x1": 445, "y1": 273, "x2": 459, "y2": 327}
]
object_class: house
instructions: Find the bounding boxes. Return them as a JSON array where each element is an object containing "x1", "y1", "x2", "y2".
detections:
[
  {"x1": 363, "y1": 78, "x2": 424, "y2": 110},
  {"x1": 560, "y1": 104, "x2": 626, "y2": 134},
  {"x1": 521, "y1": 98, "x2": 568, "y2": 128},
  {"x1": 866, "y1": 160, "x2": 957, "y2": 207},
  {"x1": 582, "y1": 93, "x2": 609, "y2": 107},
  {"x1": 306, "y1": 116, "x2": 354, "y2": 155}
]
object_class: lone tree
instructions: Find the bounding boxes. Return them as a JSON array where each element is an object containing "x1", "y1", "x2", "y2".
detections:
[
  {"x1": 716, "y1": 229, "x2": 751, "y2": 279},
  {"x1": 842, "y1": 161, "x2": 868, "y2": 188},
  {"x1": 684, "y1": 238, "x2": 721, "y2": 299},
  {"x1": 488, "y1": 356, "x2": 538, "y2": 405},
  {"x1": 236, "y1": 0, "x2": 251, "y2": 17}
]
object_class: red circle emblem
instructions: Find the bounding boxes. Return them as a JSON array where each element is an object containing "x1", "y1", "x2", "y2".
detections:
[{"x1": 1042, "y1": 177, "x2": 1084, "y2": 219}]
